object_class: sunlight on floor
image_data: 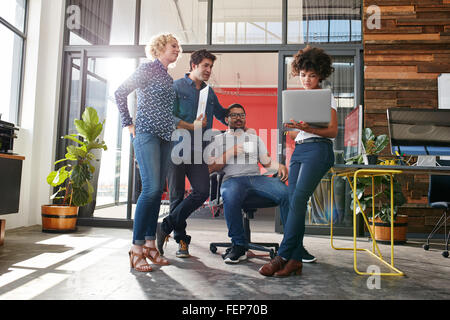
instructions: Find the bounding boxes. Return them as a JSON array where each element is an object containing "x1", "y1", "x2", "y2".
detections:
[{"x1": 0, "y1": 234, "x2": 129, "y2": 300}]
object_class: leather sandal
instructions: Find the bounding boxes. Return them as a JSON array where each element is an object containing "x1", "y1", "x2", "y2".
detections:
[
  {"x1": 143, "y1": 246, "x2": 170, "y2": 266},
  {"x1": 129, "y1": 250, "x2": 153, "y2": 272}
]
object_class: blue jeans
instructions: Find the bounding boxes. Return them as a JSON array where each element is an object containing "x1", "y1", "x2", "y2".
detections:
[
  {"x1": 220, "y1": 176, "x2": 290, "y2": 247},
  {"x1": 132, "y1": 132, "x2": 171, "y2": 245},
  {"x1": 277, "y1": 141, "x2": 335, "y2": 261}
]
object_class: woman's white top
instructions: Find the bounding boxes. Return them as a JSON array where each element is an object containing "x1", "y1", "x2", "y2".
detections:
[{"x1": 294, "y1": 94, "x2": 337, "y2": 142}]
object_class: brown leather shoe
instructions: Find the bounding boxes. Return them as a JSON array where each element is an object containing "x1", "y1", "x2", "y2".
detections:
[
  {"x1": 258, "y1": 256, "x2": 287, "y2": 277},
  {"x1": 274, "y1": 259, "x2": 302, "y2": 277}
]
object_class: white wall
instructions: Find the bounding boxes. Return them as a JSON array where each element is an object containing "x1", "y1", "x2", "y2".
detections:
[{"x1": 3, "y1": 0, "x2": 65, "y2": 230}]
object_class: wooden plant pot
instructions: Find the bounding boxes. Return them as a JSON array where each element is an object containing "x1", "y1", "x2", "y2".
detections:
[
  {"x1": 41, "y1": 205, "x2": 79, "y2": 233},
  {"x1": 368, "y1": 215, "x2": 408, "y2": 244}
]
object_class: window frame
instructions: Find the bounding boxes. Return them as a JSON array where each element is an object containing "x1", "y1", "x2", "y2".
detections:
[{"x1": 0, "y1": 0, "x2": 28, "y2": 126}]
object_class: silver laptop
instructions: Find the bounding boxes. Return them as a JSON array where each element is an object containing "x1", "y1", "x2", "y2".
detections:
[{"x1": 282, "y1": 89, "x2": 332, "y2": 128}]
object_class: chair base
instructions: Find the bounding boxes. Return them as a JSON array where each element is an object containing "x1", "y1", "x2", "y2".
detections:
[
  {"x1": 210, "y1": 242, "x2": 279, "y2": 259},
  {"x1": 423, "y1": 208, "x2": 450, "y2": 258}
]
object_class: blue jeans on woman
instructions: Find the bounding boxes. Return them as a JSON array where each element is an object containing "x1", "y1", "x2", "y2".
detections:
[
  {"x1": 277, "y1": 141, "x2": 335, "y2": 261},
  {"x1": 132, "y1": 132, "x2": 171, "y2": 245},
  {"x1": 220, "y1": 175, "x2": 290, "y2": 247}
]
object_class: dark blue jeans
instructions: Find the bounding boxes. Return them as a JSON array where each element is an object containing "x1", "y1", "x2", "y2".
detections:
[
  {"x1": 132, "y1": 133, "x2": 171, "y2": 245},
  {"x1": 220, "y1": 176, "x2": 290, "y2": 247},
  {"x1": 277, "y1": 141, "x2": 334, "y2": 261},
  {"x1": 163, "y1": 156, "x2": 210, "y2": 244}
]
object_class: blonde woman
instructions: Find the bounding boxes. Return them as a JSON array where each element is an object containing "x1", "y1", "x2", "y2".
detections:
[{"x1": 115, "y1": 33, "x2": 181, "y2": 272}]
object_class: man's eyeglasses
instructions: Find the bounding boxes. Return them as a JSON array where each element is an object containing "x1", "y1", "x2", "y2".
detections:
[{"x1": 229, "y1": 113, "x2": 246, "y2": 119}]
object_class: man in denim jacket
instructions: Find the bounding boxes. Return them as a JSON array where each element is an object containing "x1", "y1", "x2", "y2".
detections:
[{"x1": 157, "y1": 50, "x2": 227, "y2": 258}]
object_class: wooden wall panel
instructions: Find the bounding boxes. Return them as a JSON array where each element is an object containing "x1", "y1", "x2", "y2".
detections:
[{"x1": 363, "y1": 1, "x2": 450, "y2": 232}]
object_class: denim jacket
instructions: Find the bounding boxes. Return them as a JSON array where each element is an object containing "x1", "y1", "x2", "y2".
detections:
[{"x1": 173, "y1": 74, "x2": 227, "y2": 130}]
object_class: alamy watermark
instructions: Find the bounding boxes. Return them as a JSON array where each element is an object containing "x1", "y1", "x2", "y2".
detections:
[
  {"x1": 170, "y1": 128, "x2": 280, "y2": 165},
  {"x1": 66, "y1": 5, "x2": 81, "y2": 30},
  {"x1": 366, "y1": 5, "x2": 381, "y2": 30},
  {"x1": 366, "y1": 265, "x2": 381, "y2": 290}
]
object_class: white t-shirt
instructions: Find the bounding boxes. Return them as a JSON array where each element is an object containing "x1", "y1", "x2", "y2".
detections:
[{"x1": 294, "y1": 94, "x2": 337, "y2": 142}]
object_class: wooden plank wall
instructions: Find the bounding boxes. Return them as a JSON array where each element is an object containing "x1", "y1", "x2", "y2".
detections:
[{"x1": 363, "y1": 0, "x2": 450, "y2": 233}]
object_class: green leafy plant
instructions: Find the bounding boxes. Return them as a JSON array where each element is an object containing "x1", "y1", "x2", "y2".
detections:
[
  {"x1": 363, "y1": 128, "x2": 388, "y2": 155},
  {"x1": 346, "y1": 127, "x2": 389, "y2": 164},
  {"x1": 350, "y1": 175, "x2": 406, "y2": 223},
  {"x1": 47, "y1": 107, "x2": 107, "y2": 207}
]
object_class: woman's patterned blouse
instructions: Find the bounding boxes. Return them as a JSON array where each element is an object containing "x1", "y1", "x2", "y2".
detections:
[{"x1": 114, "y1": 59, "x2": 176, "y2": 141}]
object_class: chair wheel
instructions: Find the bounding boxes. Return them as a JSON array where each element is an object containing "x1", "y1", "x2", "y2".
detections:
[
  {"x1": 443, "y1": 251, "x2": 449, "y2": 258},
  {"x1": 423, "y1": 244, "x2": 430, "y2": 251},
  {"x1": 269, "y1": 250, "x2": 276, "y2": 259},
  {"x1": 210, "y1": 244, "x2": 217, "y2": 254}
]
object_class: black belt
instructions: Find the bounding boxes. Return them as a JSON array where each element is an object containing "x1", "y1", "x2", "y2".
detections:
[{"x1": 295, "y1": 137, "x2": 332, "y2": 145}]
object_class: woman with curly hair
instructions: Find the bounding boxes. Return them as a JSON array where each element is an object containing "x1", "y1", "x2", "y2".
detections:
[
  {"x1": 115, "y1": 33, "x2": 181, "y2": 272},
  {"x1": 259, "y1": 46, "x2": 337, "y2": 277}
]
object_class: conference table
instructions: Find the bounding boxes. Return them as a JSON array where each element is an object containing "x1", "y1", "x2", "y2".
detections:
[{"x1": 329, "y1": 163, "x2": 450, "y2": 277}]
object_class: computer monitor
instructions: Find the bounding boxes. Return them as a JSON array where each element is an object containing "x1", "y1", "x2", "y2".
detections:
[
  {"x1": 387, "y1": 108, "x2": 450, "y2": 156},
  {"x1": 344, "y1": 105, "x2": 363, "y2": 160}
]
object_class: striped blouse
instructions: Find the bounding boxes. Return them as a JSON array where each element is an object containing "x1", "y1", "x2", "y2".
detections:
[{"x1": 114, "y1": 59, "x2": 176, "y2": 141}]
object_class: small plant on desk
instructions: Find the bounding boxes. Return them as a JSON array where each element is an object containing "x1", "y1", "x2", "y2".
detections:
[{"x1": 346, "y1": 127, "x2": 389, "y2": 165}]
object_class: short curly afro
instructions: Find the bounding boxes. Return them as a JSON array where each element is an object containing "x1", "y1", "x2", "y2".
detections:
[{"x1": 291, "y1": 46, "x2": 334, "y2": 82}]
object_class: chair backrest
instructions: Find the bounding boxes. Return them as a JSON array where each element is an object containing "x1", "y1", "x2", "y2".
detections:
[{"x1": 428, "y1": 159, "x2": 450, "y2": 204}]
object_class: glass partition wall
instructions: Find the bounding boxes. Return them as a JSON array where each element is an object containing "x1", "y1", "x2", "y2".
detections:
[{"x1": 59, "y1": 0, "x2": 363, "y2": 233}]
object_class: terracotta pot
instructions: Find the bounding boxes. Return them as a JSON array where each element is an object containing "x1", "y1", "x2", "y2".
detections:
[
  {"x1": 41, "y1": 205, "x2": 79, "y2": 233},
  {"x1": 368, "y1": 215, "x2": 408, "y2": 244}
]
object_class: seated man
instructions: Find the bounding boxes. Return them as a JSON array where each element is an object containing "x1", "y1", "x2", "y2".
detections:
[{"x1": 207, "y1": 103, "x2": 289, "y2": 264}]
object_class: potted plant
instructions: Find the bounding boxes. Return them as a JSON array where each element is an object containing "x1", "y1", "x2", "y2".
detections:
[
  {"x1": 346, "y1": 127, "x2": 389, "y2": 165},
  {"x1": 351, "y1": 175, "x2": 407, "y2": 243},
  {"x1": 41, "y1": 107, "x2": 107, "y2": 233},
  {"x1": 363, "y1": 127, "x2": 388, "y2": 165}
]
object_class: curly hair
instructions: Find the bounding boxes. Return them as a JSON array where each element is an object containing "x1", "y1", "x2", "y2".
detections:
[
  {"x1": 145, "y1": 33, "x2": 182, "y2": 60},
  {"x1": 291, "y1": 46, "x2": 334, "y2": 81}
]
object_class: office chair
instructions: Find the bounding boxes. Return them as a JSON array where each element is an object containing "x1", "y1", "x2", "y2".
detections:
[
  {"x1": 208, "y1": 171, "x2": 280, "y2": 259},
  {"x1": 423, "y1": 159, "x2": 450, "y2": 258}
]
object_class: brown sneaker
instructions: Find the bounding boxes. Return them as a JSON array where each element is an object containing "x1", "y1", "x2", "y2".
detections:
[{"x1": 258, "y1": 256, "x2": 287, "y2": 277}]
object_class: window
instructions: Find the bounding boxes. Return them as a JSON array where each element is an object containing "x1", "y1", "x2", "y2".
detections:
[
  {"x1": 68, "y1": 0, "x2": 136, "y2": 45},
  {"x1": 288, "y1": 0, "x2": 362, "y2": 44},
  {"x1": 140, "y1": 0, "x2": 208, "y2": 45},
  {"x1": 0, "y1": 0, "x2": 27, "y2": 124},
  {"x1": 213, "y1": 0, "x2": 282, "y2": 44}
]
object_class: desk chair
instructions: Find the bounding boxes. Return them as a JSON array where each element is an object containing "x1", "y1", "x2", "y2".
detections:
[
  {"x1": 208, "y1": 171, "x2": 279, "y2": 259},
  {"x1": 423, "y1": 159, "x2": 450, "y2": 258}
]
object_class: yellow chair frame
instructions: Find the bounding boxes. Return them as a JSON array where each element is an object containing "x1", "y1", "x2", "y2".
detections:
[{"x1": 330, "y1": 168, "x2": 405, "y2": 277}]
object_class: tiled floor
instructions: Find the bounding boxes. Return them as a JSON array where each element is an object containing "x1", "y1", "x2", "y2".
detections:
[{"x1": 0, "y1": 214, "x2": 449, "y2": 300}]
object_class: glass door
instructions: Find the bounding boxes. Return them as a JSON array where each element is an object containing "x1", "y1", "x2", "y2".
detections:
[
  {"x1": 59, "y1": 53, "x2": 140, "y2": 221},
  {"x1": 84, "y1": 57, "x2": 137, "y2": 218}
]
